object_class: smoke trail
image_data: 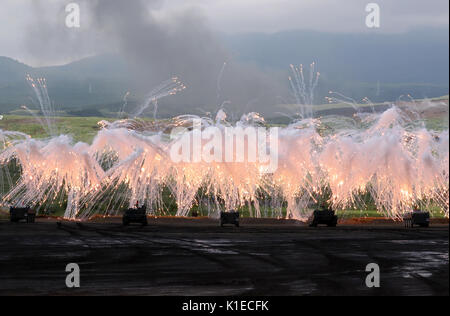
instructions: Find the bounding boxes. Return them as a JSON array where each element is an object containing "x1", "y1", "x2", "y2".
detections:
[{"x1": 289, "y1": 63, "x2": 320, "y2": 119}]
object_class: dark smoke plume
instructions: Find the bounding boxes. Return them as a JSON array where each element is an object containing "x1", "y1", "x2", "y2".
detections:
[{"x1": 25, "y1": 0, "x2": 289, "y2": 117}]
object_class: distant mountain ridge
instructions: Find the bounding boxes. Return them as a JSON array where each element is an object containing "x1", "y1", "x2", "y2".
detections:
[
  {"x1": 0, "y1": 54, "x2": 130, "y2": 114},
  {"x1": 224, "y1": 28, "x2": 449, "y2": 84},
  {"x1": 1, "y1": 28, "x2": 448, "y2": 118}
]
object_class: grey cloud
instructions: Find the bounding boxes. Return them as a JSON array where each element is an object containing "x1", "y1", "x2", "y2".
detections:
[
  {"x1": 162, "y1": 0, "x2": 449, "y2": 34},
  {"x1": 19, "y1": 0, "x2": 288, "y2": 114}
]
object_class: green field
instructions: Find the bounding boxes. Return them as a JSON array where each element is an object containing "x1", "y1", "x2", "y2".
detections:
[
  {"x1": 1, "y1": 111, "x2": 448, "y2": 144},
  {"x1": 0, "y1": 115, "x2": 109, "y2": 143},
  {"x1": 1, "y1": 95, "x2": 447, "y2": 143}
]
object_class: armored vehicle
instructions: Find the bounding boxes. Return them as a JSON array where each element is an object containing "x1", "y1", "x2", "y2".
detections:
[
  {"x1": 123, "y1": 205, "x2": 148, "y2": 226},
  {"x1": 10, "y1": 207, "x2": 36, "y2": 223},
  {"x1": 309, "y1": 209, "x2": 338, "y2": 227},
  {"x1": 220, "y1": 211, "x2": 240, "y2": 227},
  {"x1": 403, "y1": 211, "x2": 430, "y2": 228}
]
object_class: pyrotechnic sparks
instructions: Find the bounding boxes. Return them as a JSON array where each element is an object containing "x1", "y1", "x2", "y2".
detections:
[
  {"x1": 289, "y1": 62, "x2": 320, "y2": 119},
  {"x1": 133, "y1": 77, "x2": 186, "y2": 118},
  {"x1": 0, "y1": 74, "x2": 448, "y2": 221},
  {"x1": 25, "y1": 74, "x2": 57, "y2": 136}
]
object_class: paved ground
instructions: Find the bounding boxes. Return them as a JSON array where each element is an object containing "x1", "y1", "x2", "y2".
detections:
[{"x1": 0, "y1": 218, "x2": 448, "y2": 295}]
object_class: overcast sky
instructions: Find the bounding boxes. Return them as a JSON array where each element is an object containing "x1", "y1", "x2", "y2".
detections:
[
  {"x1": 162, "y1": 0, "x2": 449, "y2": 33},
  {"x1": 1, "y1": 0, "x2": 448, "y2": 66}
]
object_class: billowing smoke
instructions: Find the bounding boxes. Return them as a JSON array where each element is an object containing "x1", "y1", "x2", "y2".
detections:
[{"x1": 25, "y1": 0, "x2": 288, "y2": 117}]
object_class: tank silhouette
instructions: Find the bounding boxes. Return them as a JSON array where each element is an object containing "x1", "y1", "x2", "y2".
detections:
[
  {"x1": 309, "y1": 209, "x2": 338, "y2": 227},
  {"x1": 220, "y1": 211, "x2": 240, "y2": 227},
  {"x1": 403, "y1": 210, "x2": 430, "y2": 228},
  {"x1": 10, "y1": 207, "x2": 36, "y2": 223},
  {"x1": 122, "y1": 202, "x2": 148, "y2": 226}
]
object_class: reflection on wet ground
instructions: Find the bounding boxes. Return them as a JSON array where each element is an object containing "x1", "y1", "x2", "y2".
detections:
[{"x1": 0, "y1": 219, "x2": 448, "y2": 295}]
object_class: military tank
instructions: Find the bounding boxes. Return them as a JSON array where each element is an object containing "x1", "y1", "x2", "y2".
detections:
[
  {"x1": 403, "y1": 210, "x2": 430, "y2": 228},
  {"x1": 220, "y1": 211, "x2": 240, "y2": 227},
  {"x1": 122, "y1": 204, "x2": 148, "y2": 226},
  {"x1": 10, "y1": 207, "x2": 36, "y2": 223},
  {"x1": 309, "y1": 209, "x2": 338, "y2": 227}
]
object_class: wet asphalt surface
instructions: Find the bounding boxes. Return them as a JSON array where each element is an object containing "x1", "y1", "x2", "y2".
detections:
[{"x1": 0, "y1": 218, "x2": 448, "y2": 296}]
